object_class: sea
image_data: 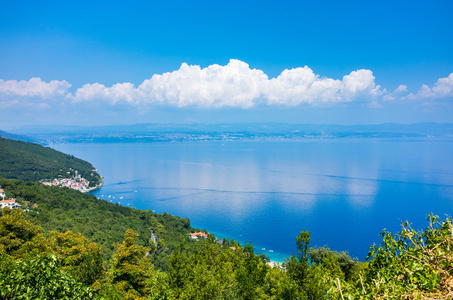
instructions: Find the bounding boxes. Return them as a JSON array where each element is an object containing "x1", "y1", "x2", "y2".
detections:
[{"x1": 52, "y1": 138, "x2": 453, "y2": 262}]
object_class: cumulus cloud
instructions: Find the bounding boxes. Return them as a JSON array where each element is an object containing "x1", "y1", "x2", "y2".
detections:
[
  {"x1": 70, "y1": 59, "x2": 383, "y2": 107},
  {"x1": 0, "y1": 77, "x2": 71, "y2": 99},
  {"x1": 4, "y1": 62, "x2": 452, "y2": 110},
  {"x1": 394, "y1": 85, "x2": 408, "y2": 94},
  {"x1": 265, "y1": 66, "x2": 342, "y2": 105},
  {"x1": 73, "y1": 82, "x2": 137, "y2": 104},
  {"x1": 407, "y1": 73, "x2": 453, "y2": 100},
  {"x1": 382, "y1": 84, "x2": 408, "y2": 101},
  {"x1": 139, "y1": 60, "x2": 268, "y2": 108},
  {"x1": 73, "y1": 60, "x2": 268, "y2": 108}
]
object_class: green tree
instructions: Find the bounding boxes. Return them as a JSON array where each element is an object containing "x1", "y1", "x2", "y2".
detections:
[
  {"x1": 0, "y1": 254, "x2": 94, "y2": 299},
  {"x1": 48, "y1": 230, "x2": 104, "y2": 286},
  {"x1": 287, "y1": 230, "x2": 311, "y2": 285},
  {"x1": 0, "y1": 208, "x2": 49, "y2": 257},
  {"x1": 109, "y1": 229, "x2": 154, "y2": 298}
]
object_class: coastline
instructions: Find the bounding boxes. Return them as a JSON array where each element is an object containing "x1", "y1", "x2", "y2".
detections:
[
  {"x1": 203, "y1": 226, "x2": 291, "y2": 265},
  {"x1": 83, "y1": 179, "x2": 104, "y2": 193}
]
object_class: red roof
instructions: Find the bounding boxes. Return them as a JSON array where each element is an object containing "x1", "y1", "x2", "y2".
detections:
[
  {"x1": 0, "y1": 199, "x2": 16, "y2": 203},
  {"x1": 189, "y1": 232, "x2": 208, "y2": 237}
]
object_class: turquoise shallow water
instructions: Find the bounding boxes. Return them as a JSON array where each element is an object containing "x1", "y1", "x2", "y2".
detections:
[{"x1": 53, "y1": 139, "x2": 453, "y2": 261}]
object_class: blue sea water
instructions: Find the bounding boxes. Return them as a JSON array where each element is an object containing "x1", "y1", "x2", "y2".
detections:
[{"x1": 52, "y1": 139, "x2": 453, "y2": 261}]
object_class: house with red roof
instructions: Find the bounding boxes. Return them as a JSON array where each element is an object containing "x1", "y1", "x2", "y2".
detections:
[
  {"x1": 189, "y1": 232, "x2": 209, "y2": 239},
  {"x1": 0, "y1": 199, "x2": 20, "y2": 209}
]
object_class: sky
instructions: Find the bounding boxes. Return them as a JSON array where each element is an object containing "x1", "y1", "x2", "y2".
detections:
[{"x1": 1, "y1": 0, "x2": 453, "y2": 128}]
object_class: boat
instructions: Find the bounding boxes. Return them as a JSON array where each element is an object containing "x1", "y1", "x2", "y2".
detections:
[
  {"x1": 269, "y1": 250, "x2": 274, "y2": 253},
  {"x1": 262, "y1": 248, "x2": 265, "y2": 251}
]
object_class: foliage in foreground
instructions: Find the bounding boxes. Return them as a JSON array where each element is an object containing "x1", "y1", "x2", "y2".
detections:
[{"x1": 326, "y1": 214, "x2": 453, "y2": 300}]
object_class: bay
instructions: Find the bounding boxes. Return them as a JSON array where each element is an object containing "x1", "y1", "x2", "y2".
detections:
[{"x1": 52, "y1": 139, "x2": 453, "y2": 261}]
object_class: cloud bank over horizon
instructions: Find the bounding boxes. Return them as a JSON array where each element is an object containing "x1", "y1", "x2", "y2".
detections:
[{"x1": 1, "y1": 60, "x2": 452, "y2": 110}]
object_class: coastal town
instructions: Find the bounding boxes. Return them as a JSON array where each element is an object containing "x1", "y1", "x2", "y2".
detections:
[{"x1": 40, "y1": 170, "x2": 103, "y2": 193}]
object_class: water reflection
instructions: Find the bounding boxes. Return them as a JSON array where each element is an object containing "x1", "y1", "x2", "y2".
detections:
[{"x1": 53, "y1": 139, "x2": 453, "y2": 260}]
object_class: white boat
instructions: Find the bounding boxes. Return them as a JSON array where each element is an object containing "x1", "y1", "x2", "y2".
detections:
[
  {"x1": 269, "y1": 250, "x2": 274, "y2": 253},
  {"x1": 262, "y1": 248, "x2": 265, "y2": 251}
]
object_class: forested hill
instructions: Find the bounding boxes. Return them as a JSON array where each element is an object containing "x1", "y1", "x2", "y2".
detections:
[
  {"x1": 0, "y1": 177, "x2": 195, "y2": 266},
  {"x1": 0, "y1": 137, "x2": 101, "y2": 185}
]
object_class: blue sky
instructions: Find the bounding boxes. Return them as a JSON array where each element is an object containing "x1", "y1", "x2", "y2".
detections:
[{"x1": 1, "y1": 0, "x2": 452, "y2": 128}]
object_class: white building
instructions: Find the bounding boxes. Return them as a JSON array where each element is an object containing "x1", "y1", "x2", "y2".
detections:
[
  {"x1": 0, "y1": 199, "x2": 21, "y2": 209},
  {"x1": 0, "y1": 189, "x2": 5, "y2": 200}
]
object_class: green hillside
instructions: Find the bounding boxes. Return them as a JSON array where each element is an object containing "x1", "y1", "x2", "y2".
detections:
[
  {"x1": 0, "y1": 137, "x2": 101, "y2": 186},
  {"x1": 0, "y1": 177, "x2": 193, "y2": 267}
]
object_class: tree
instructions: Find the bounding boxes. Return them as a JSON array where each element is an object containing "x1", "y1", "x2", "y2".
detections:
[
  {"x1": 0, "y1": 208, "x2": 49, "y2": 257},
  {"x1": 236, "y1": 243, "x2": 267, "y2": 299},
  {"x1": 109, "y1": 229, "x2": 154, "y2": 298},
  {"x1": 48, "y1": 230, "x2": 104, "y2": 286},
  {"x1": 287, "y1": 230, "x2": 311, "y2": 285},
  {"x1": 310, "y1": 246, "x2": 357, "y2": 281},
  {"x1": 0, "y1": 254, "x2": 94, "y2": 299}
]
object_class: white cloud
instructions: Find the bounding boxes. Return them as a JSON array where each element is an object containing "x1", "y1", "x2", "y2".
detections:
[
  {"x1": 341, "y1": 69, "x2": 381, "y2": 100},
  {"x1": 263, "y1": 67, "x2": 382, "y2": 106},
  {"x1": 4, "y1": 63, "x2": 452, "y2": 110},
  {"x1": 138, "y1": 59, "x2": 268, "y2": 108},
  {"x1": 73, "y1": 82, "x2": 137, "y2": 104},
  {"x1": 265, "y1": 67, "x2": 343, "y2": 105},
  {"x1": 394, "y1": 85, "x2": 408, "y2": 94},
  {"x1": 70, "y1": 60, "x2": 383, "y2": 107},
  {"x1": 0, "y1": 77, "x2": 71, "y2": 99},
  {"x1": 72, "y1": 60, "x2": 268, "y2": 108},
  {"x1": 407, "y1": 73, "x2": 453, "y2": 100},
  {"x1": 382, "y1": 84, "x2": 408, "y2": 101}
]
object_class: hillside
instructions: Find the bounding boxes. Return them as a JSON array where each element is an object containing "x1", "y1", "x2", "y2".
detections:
[
  {"x1": 0, "y1": 137, "x2": 101, "y2": 186},
  {"x1": 0, "y1": 177, "x2": 195, "y2": 268}
]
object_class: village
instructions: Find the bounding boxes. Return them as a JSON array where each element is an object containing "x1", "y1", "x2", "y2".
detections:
[
  {"x1": 0, "y1": 170, "x2": 102, "y2": 211},
  {"x1": 40, "y1": 170, "x2": 102, "y2": 193}
]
